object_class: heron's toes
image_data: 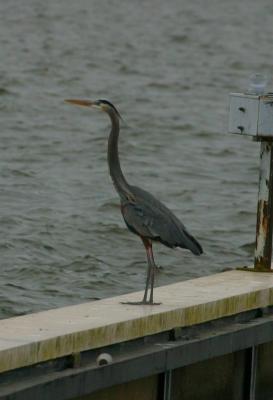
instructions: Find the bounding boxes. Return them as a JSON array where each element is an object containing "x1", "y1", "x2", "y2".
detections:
[{"x1": 120, "y1": 301, "x2": 161, "y2": 306}]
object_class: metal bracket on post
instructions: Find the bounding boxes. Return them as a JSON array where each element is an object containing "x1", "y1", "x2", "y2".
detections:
[{"x1": 229, "y1": 92, "x2": 273, "y2": 272}]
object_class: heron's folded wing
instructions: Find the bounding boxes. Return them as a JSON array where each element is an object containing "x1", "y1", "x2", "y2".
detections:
[
  {"x1": 122, "y1": 200, "x2": 202, "y2": 254},
  {"x1": 121, "y1": 201, "x2": 185, "y2": 247},
  {"x1": 121, "y1": 202, "x2": 159, "y2": 239}
]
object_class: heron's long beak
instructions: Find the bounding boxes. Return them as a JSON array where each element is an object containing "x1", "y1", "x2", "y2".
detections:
[{"x1": 65, "y1": 99, "x2": 95, "y2": 107}]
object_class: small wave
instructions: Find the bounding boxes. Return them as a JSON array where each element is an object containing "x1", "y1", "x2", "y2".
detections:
[
  {"x1": 11, "y1": 169, "x2": 35, "y2": 177},
  {"x1": 0, "y1": 87, "x2": 10, "y2": 95},
  {"x1": 170, "y1": 34, "x2": 189, "y2": 43},
  {"x1": 98, "y1": 201, "x2": 119, "y2": 212},
  {"x1": 240, "y1": 242, "x2": 255, "y2": 253}
]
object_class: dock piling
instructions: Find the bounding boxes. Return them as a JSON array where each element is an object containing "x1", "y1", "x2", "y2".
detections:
[{"x1": 229, "y1": 90, "x2": 273, "y2": 271}]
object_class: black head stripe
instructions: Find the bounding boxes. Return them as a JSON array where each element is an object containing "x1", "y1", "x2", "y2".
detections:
[{"x1": 98, "y1": 99, "x2": 122, "y2": 118}]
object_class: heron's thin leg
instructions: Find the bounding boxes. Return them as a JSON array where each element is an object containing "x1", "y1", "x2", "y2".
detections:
[
  {"x1": 142, "y1": 261, "x2": 152, "y2": 303},
  {"x1": 146, "y1": 244, "x2": 156, "y2": 304},
  {"x1": 120, "y1": 239, "x2": 160, "y2": 306},
  {"x1": 143, "y1": 240, "x2": 160, "y2": 305},
  {"x1": 149, "y1": 266, "x2": 155, "y2": 304},
  {"x1": 141, "y1": 238, "x2": 152, "y2": 303}
]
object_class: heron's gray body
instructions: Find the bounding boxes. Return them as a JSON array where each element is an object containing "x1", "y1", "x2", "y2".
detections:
[{"x1": 121, "y1": 185, "x2": 202, "y2": 255}]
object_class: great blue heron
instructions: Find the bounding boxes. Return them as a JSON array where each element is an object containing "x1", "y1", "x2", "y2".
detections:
[{"x1": 65, "y1": 99, "x2": 203, "y2": 305}]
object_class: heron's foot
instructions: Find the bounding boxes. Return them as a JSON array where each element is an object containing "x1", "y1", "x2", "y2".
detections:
[{"x1": 120, "y1": 301, "x2": 161, "y2": 306}]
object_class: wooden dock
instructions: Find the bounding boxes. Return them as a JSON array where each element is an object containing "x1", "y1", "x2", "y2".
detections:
[{"x1": 1, "y1": 270, "x2": 273, "y2": 399}]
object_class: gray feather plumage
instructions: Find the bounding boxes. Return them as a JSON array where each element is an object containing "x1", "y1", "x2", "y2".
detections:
[{"x1": 121, "y1": 185, "x2": 203, "y2": 255}]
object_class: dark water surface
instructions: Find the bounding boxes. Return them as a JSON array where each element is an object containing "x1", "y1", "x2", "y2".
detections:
[{"x1": 1, "y1": 0, "x2": 273, "y2": 318}]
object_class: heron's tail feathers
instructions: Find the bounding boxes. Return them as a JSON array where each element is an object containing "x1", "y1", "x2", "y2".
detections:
[
  {"x1": 178, "y1": 231, "x2": 203, "y2": 256},
  {"x1": 188, "y1": 236, "x2": 203, "y2": 255}
]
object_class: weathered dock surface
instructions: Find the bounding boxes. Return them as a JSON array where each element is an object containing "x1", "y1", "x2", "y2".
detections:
[{"x1": 1, "y1": 269, "x2": 273, "y2": 375}]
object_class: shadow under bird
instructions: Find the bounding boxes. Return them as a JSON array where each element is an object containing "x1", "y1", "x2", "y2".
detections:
[{"x1": 65, "y1": 99, "x2": 203, "y2": 305}]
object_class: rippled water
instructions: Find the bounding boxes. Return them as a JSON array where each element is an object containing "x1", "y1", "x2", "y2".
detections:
[{"x1": 1, "y1": 0, "x2": 273, "y2": 318}]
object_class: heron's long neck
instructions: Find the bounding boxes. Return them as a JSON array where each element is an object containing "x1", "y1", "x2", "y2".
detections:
[{"x1": 107, "y1": 111, "x2": 132, "y2": 200}]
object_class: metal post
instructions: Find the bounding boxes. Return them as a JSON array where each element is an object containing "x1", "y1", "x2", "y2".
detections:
[
  {"x1": 229, "y1": 92, "x2": 273, "y2": 272},
  {"x1": 249, "y1": 346, "x2": 258, "y2": 400},
  {"x1": 163, "y1": 370, "x2": 172, "y2": 400},
  {"x1": 254, "y1": 141, "x2": 273, "y2": 271}
]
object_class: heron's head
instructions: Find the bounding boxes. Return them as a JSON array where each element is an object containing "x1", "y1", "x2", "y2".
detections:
[{"x1": 65, "y1": 98, "x2": 122, "y2": 119}]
